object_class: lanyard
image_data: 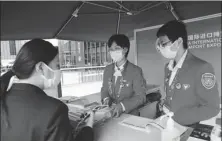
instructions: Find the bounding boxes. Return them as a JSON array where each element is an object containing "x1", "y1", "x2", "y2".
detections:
[{"x1": 110, "y1": 61, "x2": 128, "y2": 97}]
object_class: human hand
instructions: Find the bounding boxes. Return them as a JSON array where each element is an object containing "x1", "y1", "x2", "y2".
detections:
[
  {"x1": 158, "y1": 99, "x2": 165, "y2": 112},
  {"x1": 85, "y1": 111, "x2": 94, "y2": 128},
  {"x1": 103, "y1": 98, "x2": 112, "y2": 107},
  {"x1": 103, "y1": 98, "x2": 109, "y2": 105},
  {"x1": 111, "y1": 104, "x2": 123, "y2": 118}
]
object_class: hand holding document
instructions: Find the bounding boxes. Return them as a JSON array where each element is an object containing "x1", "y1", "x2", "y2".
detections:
[
  {"x1": 85, "y1": 111, "x2": 95, "y2": 127},
  {"x1": 94, "y1": 105, "x2": 114, "y2": 123}
]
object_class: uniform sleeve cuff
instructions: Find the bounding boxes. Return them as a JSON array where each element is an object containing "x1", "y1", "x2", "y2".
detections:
[
  {"x1": 103, "y1": 97, "x2": 110, "y2": 103},
  {"x1": 120, "y1": 102, "x2": 126, "y2": 112}
]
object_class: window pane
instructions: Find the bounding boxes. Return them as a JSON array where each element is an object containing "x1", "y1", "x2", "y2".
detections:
[
  {"x1": 9, "y1": 41, "x2": 16, "y2": 55},
  {"x1": 57, "y1": 40, "x2": 109, "y2": 102}
]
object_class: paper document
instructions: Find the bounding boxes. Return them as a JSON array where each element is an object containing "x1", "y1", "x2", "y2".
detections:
[
  {"x1": 120, "y1": 115, "x2": 188, "y2": 139},
  {"x1": 58, "y1": 96, "x2": 80, "y2": 103},
  {"x1": 119, "y1": 116, "x2": 152, "y2": 132}
]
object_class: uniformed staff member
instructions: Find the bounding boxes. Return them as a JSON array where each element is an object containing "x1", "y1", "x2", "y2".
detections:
[
  {"x1": 101, "y1": 34, "x2": 146, "y2": 117},
  {"x1": 1, "y1": 39, "x2": 94, "y2": 141},
  {"x1": 155, "y1": 20, "x2": 220, "y2": 127}
]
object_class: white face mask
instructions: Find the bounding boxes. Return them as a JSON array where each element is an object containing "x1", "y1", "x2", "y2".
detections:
[
  {"x1": 40, "y1": 63, "x2": 61, "y2": 89},
  {"x1": 157, "y1": 40, "x2": 180, "y2": 59},
  {"x1": 110, "y1": 50, "x2": 124, "y2": 62}
]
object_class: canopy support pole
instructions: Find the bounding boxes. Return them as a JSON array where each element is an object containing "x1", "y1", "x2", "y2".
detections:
[
  {"x1": 165, "y1": 2, "x2": 180, "y2": 21},
  {"x1": 84, "y1": 1, "x2": 127, "y2": 13},
  {"x1": 136, "y1": 1, "x2": 166, "y2": 14},
  {"x1": 116, "y1": 5, "x2": 121, "y2": 34},
  {"x1": 113, "y1": 1, "x2": 130, "y2": 12},
  {"x1": 53, "y1": 2, "x2": 85, "y2": 38}
]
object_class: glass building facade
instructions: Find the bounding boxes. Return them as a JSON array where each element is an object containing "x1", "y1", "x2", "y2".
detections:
[
  {"x1": 1, "y1": 39, "x2": 112, "y2": 68},
  {"x1": 58, "y1": 40, "x2": 112, "y2": 68}
]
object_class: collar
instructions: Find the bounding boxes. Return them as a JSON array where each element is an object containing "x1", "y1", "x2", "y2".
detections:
[
  {"x1": 168, "y1": 50, "x2": 188, "y2": 71},
  {"x1": 115, "y1": 60, "x2": 127, "y2": 72},
  {"x1": 10, "y1": 83, "x2": 45, "y2": 95}
]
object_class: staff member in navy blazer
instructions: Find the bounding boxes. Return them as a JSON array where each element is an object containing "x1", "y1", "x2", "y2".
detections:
[
  {"x1": 1, "y1": 39, "x2": 94, "y2": 141},
  {"x1": 101, "y1": 34, "x2": 147, "y2": 117},
  {"x1": 155, "y1": 20, "x2": 220, "y2": 126}
]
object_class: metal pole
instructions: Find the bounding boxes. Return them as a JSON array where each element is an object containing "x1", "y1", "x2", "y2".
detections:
[
  {"x1": 165, "y1": 2, "x2": 180, "y2": 21},
  {"x1": 136, "y1": 1, "x2": 166, "y2": 14},
  {"x1": 95, "y1": 42, "x2": 97, "y2": 66},
  {"x1": 116, "y1": 10, "x2": 121, "y2": 34},
  {"x1": 138, "y1": 2, "x2": 153, "y2": 11},
  {"x1": 113, "y1": 1, "x2": 130, "y2": 12},
  {"x1": 116, "y1": 2, "x2": 122, "y2": 34},
  {"x1": 99, "y1": 42, "x2": 102, "y2": 65},
  {"x1": 84, "y1": 1, "x2": 127, "y2": 13},
  {"x1": 90, "y1": 42, "x2": 93, "y2": 66},
  {"x1": 53, "y1": 2, "x2": 85, "y2": 38}
]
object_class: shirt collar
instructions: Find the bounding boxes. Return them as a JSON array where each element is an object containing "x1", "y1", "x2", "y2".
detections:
[
  {"x1": 115, "y1": 60, "x2": 127, "y2": 71},
  {"x1": 168, "y1": 50, "x2": 188, "y2": 70}
]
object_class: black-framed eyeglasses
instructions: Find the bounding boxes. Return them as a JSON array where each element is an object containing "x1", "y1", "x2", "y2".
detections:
[
  {"x1": 108, "y1": 46, "x2": 123, "y2": 52},
  {"x1": 159, "y1": 41, "x2": 172, "y2": 48}
]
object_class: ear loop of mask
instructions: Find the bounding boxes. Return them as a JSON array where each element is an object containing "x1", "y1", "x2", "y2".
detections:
[
  {"x1": 36, "y1": 63, "x2": 49, "y2": 79},
  {"x1": 42, "y1": 62, "x2": 62, "y2": 87},
  {"x1": 42, "y1": 62, "x2": 57, "y2": 83},
  {"x1": 42, "y1": 63, "x2": 55, "y2": 74},
  {"x1": 36, "y1": 62, "x2": 53, "y2": 89}
]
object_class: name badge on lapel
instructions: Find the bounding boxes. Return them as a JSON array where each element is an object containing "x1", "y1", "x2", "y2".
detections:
[
  {"x1": 176, "y1": 83, "x2": 181, "y2": 89},
  {"x1": 118, "y1": 78, "x2": 128, "y2": 95},
  {"x1": 183, "y1": 84, "x2": 190, "y2": 90}
]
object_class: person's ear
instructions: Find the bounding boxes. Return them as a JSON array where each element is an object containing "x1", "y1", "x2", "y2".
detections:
[
  {"x1": 177, "y1": 37, "x2": 183, "y2": 45},
  {"x1": 123, "y1": 47, "x2": 128, "y2": 54},
  {"x1": 155, "y1": 38, "x2": 161, "y2": 53},
  {"x1": 35, "y1": 62, "x2": 44, "y2": 74}
]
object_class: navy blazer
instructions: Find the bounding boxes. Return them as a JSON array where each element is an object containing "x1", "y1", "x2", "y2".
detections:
[
  {"x1": 101, "y1": 61, "x2": 147, "y2": 114},
  {"x1": 164, "y1": 51, "x2": 220, "y2": 126},
  {"x1": 1, "y1": 83, "x2": 93, "y2": 141}
]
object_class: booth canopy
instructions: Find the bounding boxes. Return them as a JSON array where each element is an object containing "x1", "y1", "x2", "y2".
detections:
[{"x1": 1, "y1": 1, "x2": 221, "y2": 41}]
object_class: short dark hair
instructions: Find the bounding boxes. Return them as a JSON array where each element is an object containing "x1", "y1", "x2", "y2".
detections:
[
  {"x1": 156, "y1": 20, "x2": 188, "y2": 49},
  {"x1": 0, "y1": 39, "x2": 58, "y2": 128},
  {"x1": 108, "y1": 34, "x2": 130, "y2": 57}
]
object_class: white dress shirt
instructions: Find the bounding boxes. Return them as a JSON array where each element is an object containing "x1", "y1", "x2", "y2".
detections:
[
  {"x1": 168, "y1": 50, "x2": 188, "y2": 86},
  {"x1": 114, "y1": 61, "x2": 126, "y2": 83}
]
